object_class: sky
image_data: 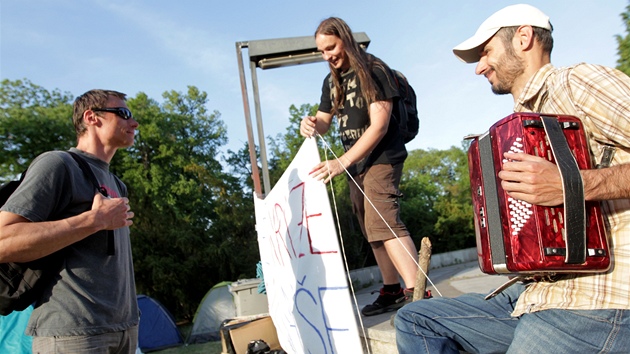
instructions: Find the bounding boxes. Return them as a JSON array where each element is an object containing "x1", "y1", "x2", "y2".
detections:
[{"x1": 1, "y1": 0, "x2": 628, "y2": 162}]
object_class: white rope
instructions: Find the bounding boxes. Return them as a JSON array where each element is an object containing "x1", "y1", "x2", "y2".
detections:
[
  {"x1": 316, "y1": 133, "x2": 443, "y2": 298},
  {"x1": 322, "y1": 145, "x2": 372, "y2": 354}
]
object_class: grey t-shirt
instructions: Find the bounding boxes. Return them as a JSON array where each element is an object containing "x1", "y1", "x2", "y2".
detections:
[{"x1": 1, "y1": 148, "x2": 139, "y2": 336}]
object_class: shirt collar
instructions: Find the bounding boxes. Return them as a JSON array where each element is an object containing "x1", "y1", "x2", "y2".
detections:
[{"x1": 514, "y1": 63, "x2": 556, "y2": 112}]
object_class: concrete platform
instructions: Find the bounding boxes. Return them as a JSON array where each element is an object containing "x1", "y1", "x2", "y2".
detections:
[{"x1": 350, "y1": 256, "x2": 511, "y2": 354}]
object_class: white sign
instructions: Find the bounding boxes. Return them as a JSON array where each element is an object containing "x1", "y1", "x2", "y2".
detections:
[{"x1": 254, "y1": 138, "x2": 363, "y2": 354}]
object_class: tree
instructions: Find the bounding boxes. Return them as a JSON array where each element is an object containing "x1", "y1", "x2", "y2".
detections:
[
  {"x1": 112, "y1": 87, "x2": 260, "y2": 320},
  {"x1": 0, "y1": 78, "x2": 477, "y2": 321},
  {"x1": 225, "y1": 142, "x2": 260, "y2": 196},
  {"x1": 0, "y1": 79, "x2": 75, "y2": 181},
  {"x1": 617, "y1": 2, "x2": 630, "y2": 75},
  {"x1": 432, "y1": 146, "x2": 475, "y2": 252},
  {"x1": 400, "y1": 145, "x2": 475, "y2": 254},
  {"x1": 267, "y1": 103, "x2": 319, "y2": 185},
  {"x1": 0, "y1": 81, "x2": 261, "y2": 321}
]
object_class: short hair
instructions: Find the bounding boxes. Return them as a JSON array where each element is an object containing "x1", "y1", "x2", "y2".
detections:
[
  {"x1": 496, "y1": 25, "x2": 554, "y2": 56},
  {"x1": 73, "y1": 89, "x2": 127, "y2": 136}
]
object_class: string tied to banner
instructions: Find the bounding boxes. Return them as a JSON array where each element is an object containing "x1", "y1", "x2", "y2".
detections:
[{"x1": 314, "y1": 132, "x2": 443, "y2": 302}]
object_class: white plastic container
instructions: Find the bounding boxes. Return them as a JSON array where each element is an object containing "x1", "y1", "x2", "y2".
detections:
[{"x1": 228, "y1": 278, "x2": 269, "y2": 317}]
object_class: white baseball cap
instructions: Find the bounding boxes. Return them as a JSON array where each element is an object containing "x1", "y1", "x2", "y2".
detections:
[{"x1": 453, "y1": 4, "x2": 552, "y2": 63}]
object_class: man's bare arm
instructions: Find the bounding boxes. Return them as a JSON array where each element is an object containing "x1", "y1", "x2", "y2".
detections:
[
  {"x1": 499, "y1": 152, "x2": 630, "y2": 206},
  {"x1": 0, "y1": 193, "x2": 133, "y2": 263}
]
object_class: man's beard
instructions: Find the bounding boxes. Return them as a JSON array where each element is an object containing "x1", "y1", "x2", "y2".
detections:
[{"x1": 490, "y1": 50, "x2": 525, "y2": 95}]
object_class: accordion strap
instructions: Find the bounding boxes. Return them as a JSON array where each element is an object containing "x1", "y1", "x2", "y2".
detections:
[{"x1": 541, "y1": 116, "x2": 586, "y2": 264}]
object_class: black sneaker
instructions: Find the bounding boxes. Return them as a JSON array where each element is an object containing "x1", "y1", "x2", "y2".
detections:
[
  {"x1": 361, "y1": 287, "x2": 409, "y2": 316},
  {"x1": 403, "y1": 288, "x2": 433, "y2": 300}
]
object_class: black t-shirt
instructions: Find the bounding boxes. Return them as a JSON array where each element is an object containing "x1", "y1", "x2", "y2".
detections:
[{"x1": 319, "y1": 62, "x2": 407, "y2": 176}]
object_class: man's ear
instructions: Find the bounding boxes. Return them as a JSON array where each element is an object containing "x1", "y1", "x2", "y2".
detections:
[
  {"x1": 514, "y1": 25, "x2": 535, "y2": 51},
  {"x1": 83, "y1": 109, "x2": 100, "y2": 127}
]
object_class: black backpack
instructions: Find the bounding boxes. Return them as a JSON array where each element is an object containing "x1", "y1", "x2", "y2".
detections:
[
  {"x1": 0, "y1": 151, "x2": 114, "y2": 315},
  {"x1": 392, "y1": 70, "x2": 419, "y2": 143}
]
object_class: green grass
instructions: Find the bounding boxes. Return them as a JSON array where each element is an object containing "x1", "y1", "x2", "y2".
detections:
[
  {"x1": 155, "y1": 341, "x2": 222, "y2": 354},
  {"x1": 144, "y1": 323, "x2": 224, "y2": 354}
]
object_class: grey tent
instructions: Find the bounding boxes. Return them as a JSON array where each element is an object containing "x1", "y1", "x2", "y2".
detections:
[{"x1": 186, "y1": 281, "x2": 236, "y2": 344}]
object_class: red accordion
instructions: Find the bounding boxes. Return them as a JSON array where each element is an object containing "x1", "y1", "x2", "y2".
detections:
[{"x1": 467, "y1": 113, "x2": 610, "y2": 275}]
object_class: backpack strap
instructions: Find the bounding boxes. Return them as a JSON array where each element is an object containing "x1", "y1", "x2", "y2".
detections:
[{"x1": 67, "y1": 151, "x2": 116, "y2": 256}]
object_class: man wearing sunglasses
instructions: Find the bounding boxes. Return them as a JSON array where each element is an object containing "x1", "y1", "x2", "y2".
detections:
[{"x1": 0, "y1": 89, "x2": 140, "y2": 353}]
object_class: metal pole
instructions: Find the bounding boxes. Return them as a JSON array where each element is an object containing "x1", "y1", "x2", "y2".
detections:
[
  {"x1": 249, "y1": 60, "x2": 271, "y2": 194},
  {"x1": 235, "y1": 42, "x2": 263, "y2": 198}
]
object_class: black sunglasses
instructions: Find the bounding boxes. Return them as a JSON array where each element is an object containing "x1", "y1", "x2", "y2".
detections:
[{"x1": 92, "y1": 107, "x2": 134, "y2": 120}]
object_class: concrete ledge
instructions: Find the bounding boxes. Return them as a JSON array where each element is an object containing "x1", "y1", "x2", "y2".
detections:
[
  {"x1": 429, "y1": 248, "x2": 477, "y2": 269},
  {"x1": 349, "y1": 247, "x2": 477, "y2": 288}
]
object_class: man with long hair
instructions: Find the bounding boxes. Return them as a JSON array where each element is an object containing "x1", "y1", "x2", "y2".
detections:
[{"x1": 300, "y1": 17, "x2": 419, "y2": 316}]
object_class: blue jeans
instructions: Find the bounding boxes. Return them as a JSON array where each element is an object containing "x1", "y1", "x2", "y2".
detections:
[{"x1": 395, "y1": 283, "x2": 630, "y2": 353}]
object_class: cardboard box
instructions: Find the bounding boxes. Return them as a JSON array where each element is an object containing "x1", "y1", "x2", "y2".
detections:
[{"x1": 220, "y1": 315, "x2": 281, "y2": 354}]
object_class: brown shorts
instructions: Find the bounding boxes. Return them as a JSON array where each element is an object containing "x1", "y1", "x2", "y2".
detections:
[{"x1": 348, "y1": 163, "x2": 410, "y2": 242}]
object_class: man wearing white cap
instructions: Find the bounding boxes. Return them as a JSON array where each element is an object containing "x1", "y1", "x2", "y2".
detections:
[{"x1": 395, "y1": 4, "x2": 630, "y2": 353}]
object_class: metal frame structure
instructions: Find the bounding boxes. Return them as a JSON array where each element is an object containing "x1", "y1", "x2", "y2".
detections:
[{"x1": 235, "y1": 33, "x2": 370, "y2": 197}]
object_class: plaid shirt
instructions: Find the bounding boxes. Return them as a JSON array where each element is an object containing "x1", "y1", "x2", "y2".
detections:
[{"x1": 512, "y1": 63, "x2": 630, "y2": 316}]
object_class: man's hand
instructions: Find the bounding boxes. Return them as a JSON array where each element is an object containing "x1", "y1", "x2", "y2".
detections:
[
  {"x1": 300, "y1": 116, "x2": 318, "y2": 138},
  {"x1": 92, "y1": 193, "x2": 134, "y2": 230},
  {"x1": 309, "y1": 157, "x2": 349, "y2": 184},
  {"x1": 498, "y1": 152, "x2": 564, "y2": 206}
]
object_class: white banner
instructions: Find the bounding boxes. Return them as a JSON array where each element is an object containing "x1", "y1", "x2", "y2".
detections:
[{"x1": 254, "y1": 138, "x2": 363, "y2": 354}]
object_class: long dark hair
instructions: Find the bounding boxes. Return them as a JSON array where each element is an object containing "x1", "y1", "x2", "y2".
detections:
[{"x1": 315, "y1": 17, "x2": 387, "y2": 117}]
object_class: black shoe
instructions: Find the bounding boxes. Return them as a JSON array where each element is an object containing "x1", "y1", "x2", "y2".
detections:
[
  {"x1": 403, "y1": 288, "x2": 433, "y2": 300},
  {"x1": 361, "y1": 287, "x2": 409, "y2": 316}
]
